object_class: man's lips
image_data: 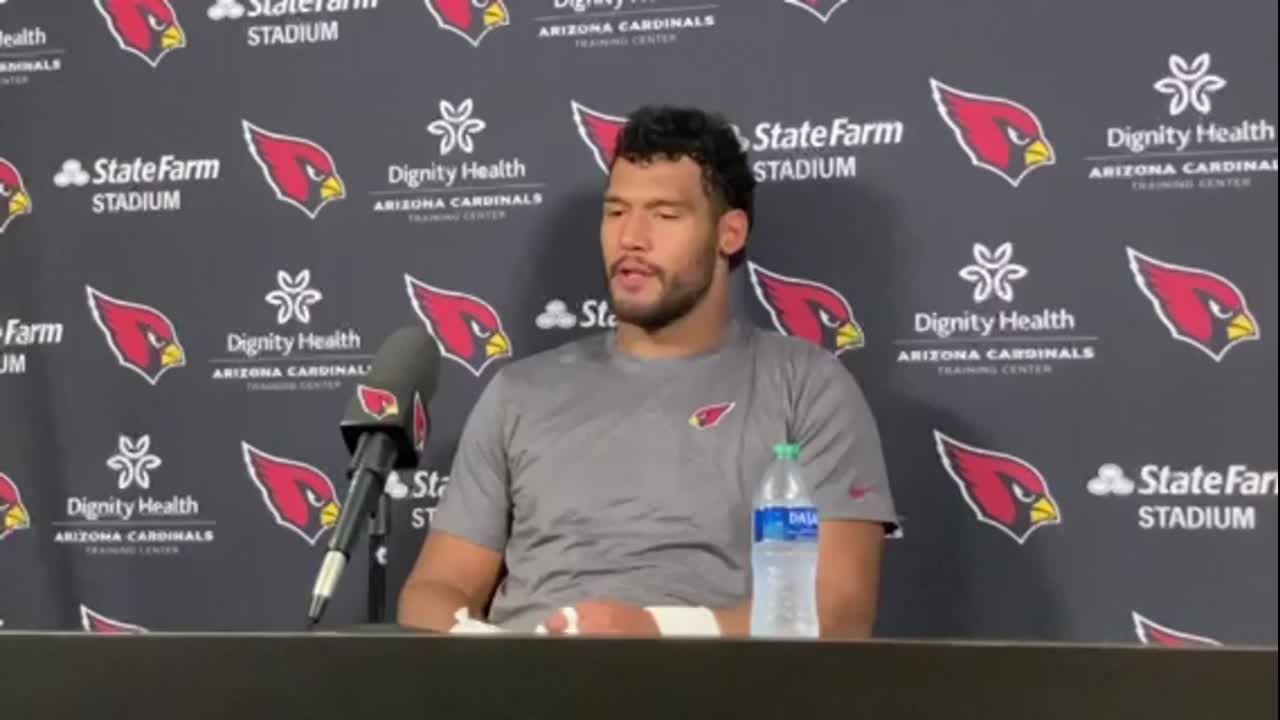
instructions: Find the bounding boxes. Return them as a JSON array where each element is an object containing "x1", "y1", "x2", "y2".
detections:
[{"x1": 611, "y1": 259, "x2": 657, "y2": 293}]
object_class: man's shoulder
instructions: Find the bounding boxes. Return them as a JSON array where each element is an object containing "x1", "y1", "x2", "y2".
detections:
[{"x1": 490, "y1": 331, "x2": 610, "y2": 392}]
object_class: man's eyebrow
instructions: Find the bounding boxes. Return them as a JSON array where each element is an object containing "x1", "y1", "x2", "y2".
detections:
[{"x1": 603, "y1": 195, "x2": 691, "y2": 209}]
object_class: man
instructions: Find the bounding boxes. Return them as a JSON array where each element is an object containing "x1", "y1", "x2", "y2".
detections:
[{"x1": 397, "y1": 106, "x2": 897, "y2": 638}]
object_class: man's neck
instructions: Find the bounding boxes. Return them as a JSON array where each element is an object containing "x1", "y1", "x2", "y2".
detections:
[{"x1": 614, "y1": 294, "x2": 732, "y2": 360}]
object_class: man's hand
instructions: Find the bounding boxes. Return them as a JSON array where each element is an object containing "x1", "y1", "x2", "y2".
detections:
[{"x1": 542, "y1": 600, "x2": 660, "y2": 637}]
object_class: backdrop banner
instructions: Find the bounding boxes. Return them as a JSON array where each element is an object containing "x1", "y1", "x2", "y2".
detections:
[{"x1": 0, "y1": 0, "x2": 1275, "y2": 645}]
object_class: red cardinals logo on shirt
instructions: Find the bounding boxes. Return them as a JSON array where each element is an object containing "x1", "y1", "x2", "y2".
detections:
[
  {"x1": 748, "y1": 261, "x2": 864, "y2": 355},
  {"x1": 405, "y1": 274, "x2": 512, "y2": 377},
  {"x1": 242, "y1": 442, "x2": 341, "y2": 546},
  {"x1": 242, "y1": 120, "x2": 346, "y2": 219},
  {"x1": 1127, "y1": 247, "x2": 1259, "y2": 362},
  {"x1": 930, "y1": 79, "x2": 1054, "y2": 187},
  {"x1": 413, "y1": 391, "x2": 429, "y2": 453},
  {"x1": 0, "y1": 159, "x2": 33, "y2": 235},
  {"x1": 94, "y1": 0, "x2": 186, "y2": 67},
  {"x1": 1132, "y1": 612, "x2": 1221, "y2": 648},
  {"x1": 784, "y1": 0, "x2": 849, "y2": 23},
  {"x1": 358, "y1": 384, "x2": 400, "y2": 420},
  {"x1": 423, "y1": 0, "x2": 510, "y2": 47},
  {"x1": 80, "y1": 604, "x2": 147, "y2": 634},
  {"x1": 934, "y1": 431, "x2": 1060, "y2": 544},
  {"x1": 689, "y1": 402, "x2": 735, "y2": 429},
  {"x1": 86, "y1": 285, "x2": 185, "y2": 386},
  {"x1": 572, "y1": 101, "x2": 626, "y2": 174},
  {"x1": 0, "y1": 473, "x2": 31, "y2": 542}
]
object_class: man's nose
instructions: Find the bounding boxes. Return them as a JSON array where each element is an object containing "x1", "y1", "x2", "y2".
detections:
[{"x1": 617, "y1": 214, "x2": 650, "y2": 252}]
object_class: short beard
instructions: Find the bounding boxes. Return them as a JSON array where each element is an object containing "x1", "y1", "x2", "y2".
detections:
[{"x1": 610, "y1": 244, "x2": 716, "y2": 332}]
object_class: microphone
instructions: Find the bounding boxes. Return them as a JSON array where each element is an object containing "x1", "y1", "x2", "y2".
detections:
[{"x1": 307, "y1": 325, "x2": 441, "y2": 625}]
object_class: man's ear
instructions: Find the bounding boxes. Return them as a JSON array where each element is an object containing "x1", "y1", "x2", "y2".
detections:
[{"x1": 717, "y1": 208, "x2": 749, "y2": 258}]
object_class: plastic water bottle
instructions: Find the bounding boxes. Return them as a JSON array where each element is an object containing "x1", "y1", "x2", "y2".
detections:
[{"x1": 750, "y1": 443, "x2": 819, "y2": 638}]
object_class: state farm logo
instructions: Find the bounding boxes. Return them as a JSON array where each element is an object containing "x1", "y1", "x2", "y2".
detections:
[
  {"x1": 375, "y1": 98, "x2": 544, "y2": 225},
  {"x1": 206, "y1": 0, "x2": 380, "y2": 48},
  {"x1": 783, "y1": 0, "x2": 848, "y2": 23},
  {"x1": 571, "y1": 100, "x2": 905, "y2": 182},
  {"x1": 423, "y1": 0, "x2": 509, "y2": 47},
  {"x1": 535, "y1": 0, "x2": 717, "y2": 51},
  {"x1": 53, "y1": 433, "x2": 214, "y2": 557},
  {"x1": 0, "y1": 314, "x2": 64, "y2": 378},
  {"x1": 1087, "y1": 53, "x2": 1277, "y2": 192},
  {"x1": 934, "y1": 431, "x2": 1061, "y2": 545},
  {"x1": 535, "y1": 298, "x2": 615, "y2": 331},
  {"x1": 0, "y1": 158, "x2": 32, "y2": 233},
  {"x1": 895, "y1": 242, "x2": 1097, "y2": 378},
  {"x1": 53, "y1": 152, "x2": 220, "y2": 215},
  {"x1": 210, "y1": 269, "x2": 369, "y2": 393},
  {"x1": 0, "y1": 472, "x2": 31, "y2": 542},
  {"x1": 385, "y1": 469, "x2": 450, "y2": 531},
  {"x1": 0, "y1": 24, "x2": 64, "y2": 87},
  {"x1": 243, "y1": 120, "x2": 346, "y2": 219},
  {"x1": 1086, "y1": 461, "x2": 1275, "y2": 532},
  {"x1": 1127, "y1": 247, "x2": 1259, "y2": 362},
  {"x1": 931, "y1": 79, "x2": 1054, "y2": 187},
  {"x1": 1132, "y1": 611, "x2": 1220, "y2": 647},
  {"x1": 242, "y1": 442, "x2": 340, "y2": 545},
  {"x1": 748, "y1": 261, "x2": 864, "y2": 356},
  {"x1": 95, "y1": 0, "x2": 186, "y2": 67}
]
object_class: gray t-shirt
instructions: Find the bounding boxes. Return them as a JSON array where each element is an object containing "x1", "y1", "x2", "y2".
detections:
[{"x1": 430, "y1": 320, "x2": 897, "y2": 631}]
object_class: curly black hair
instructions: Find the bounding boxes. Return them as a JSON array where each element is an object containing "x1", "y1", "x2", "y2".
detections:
[{"x1": 612, "y1": 105, "x2": 755, "y2": 269}]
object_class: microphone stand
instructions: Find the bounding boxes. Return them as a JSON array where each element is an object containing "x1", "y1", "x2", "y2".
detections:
[{"x1": 368, "y1": 492, "x2": 390, "y2": 624}]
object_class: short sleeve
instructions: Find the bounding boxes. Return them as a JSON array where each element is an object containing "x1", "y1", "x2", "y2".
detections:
[
  {"x1": 790, "y1": 350, "x2": 898, "y2": 533},
  {"x1": 429, "y1": 371, "x2": 513, "y2": 551}
]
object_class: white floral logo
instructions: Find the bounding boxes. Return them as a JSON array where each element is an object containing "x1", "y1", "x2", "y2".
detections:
[
  {"x1": 106, "y1": 434, "x2": 162, "y2": 491},
  {"x1": 1153, "y1": 53, "x2": 1226, "y2": 117},
  {"x1": 265, "y1": 269, "x2": 322, "y2": 325},
  {"x1": 958, "y1": 242, "x2": 1027, "y2": 304},
  {"x1": 427, "y1": 99, "x2": 486, "y2": 156}
]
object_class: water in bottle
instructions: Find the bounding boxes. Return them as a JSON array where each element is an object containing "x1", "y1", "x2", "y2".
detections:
[{"x1": 750, "y1": 443, "x2": 820, "y2": 638}]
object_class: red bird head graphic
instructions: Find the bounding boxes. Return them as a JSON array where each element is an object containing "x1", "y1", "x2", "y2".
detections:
[
  {"x1": 748, "y1": 261, "x2": 864, "y2": 355},
  {"x1": 930, "y1": 79, "x2": 1054, "y2": 187},
  {"x1": 784, "y1": 0, "x2": 850, "y2": 23},
  {"x1": 242, "y1": 442, "x2": 340, "y2": 546},
  {"x1": 242, "y1": 120, "x2": 345, "y2": 219},
  {"x1": 424, "y1": 0, "x2": 510, "y2": 47},
  {"x1": 80, "y1": 604, "x2": 147, "y2": 634},
  {"x1": 413, "y1": 391, "x2": 429, "y2": 453},
  {"x1": 86, "y1": 285, "x2": 185, "y2": 386},
  {"x1": 1133, "y1": 612, "x2": 1221, "y2": 648},
  {"x1": 934, "y1": 431, "x2": 1060, "y2": 545},
  {"x1": 571, "y1": 101, "x2": 626, "y2": 174},
  {"x1": 689, "y1": 402, "x2": 735, "y2": 429},
  {"x1": 405, "y1": 274, "x2": 512, "y2": 377},
  {"x1": 1127, "y1": 247, "x2": 1258, "y2": 362},
  {"x1": 94, "y1": 0, "x2": 185, "y2": 67},
  {"x1": 0, "y1": 158, "x2": 33, "y2": 234},
  {"x1": 0, "y1": 473, "x2": 31, "y2": 542},
  {"x1": 358, "y1": 384, "x2": 400, "y2": 420}
]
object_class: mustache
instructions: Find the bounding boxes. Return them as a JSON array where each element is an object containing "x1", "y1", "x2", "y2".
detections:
[{"x1": 609, "y1": 257, "x2": 662, "y2": 277}]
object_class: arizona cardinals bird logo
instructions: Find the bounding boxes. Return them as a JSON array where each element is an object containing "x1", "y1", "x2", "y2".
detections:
[
  {"x1": 0, "y1": 473, "x2": 31, "y2": 542},
  {"x1": 0, "y1": 159, "x2": 33, "y2": 235},
  {"x1": 94, "y1": 0, "x2": 186, "y2": 67},
  {"x1": 80, "y1": 604, "x2": 147, "y2": 634},
  {"x1": 1127, "y1": 247, "x2": 1258, "y2": 362},
  {"x1": 413, "y1": 391, "x2": 429, "y2": 453},
  {"x1": 784, "y1": 0, "x2": 849, "y2": 23},
  {"x1": 241, "y1": 442, "x2": 340, "y2": 546},
  {"x1": 424, "y1": 0, "x2": 510, "y2": 47},
  {"x1": 1132, "y1": 612, "x2": 1221, "y2": 648},
  {"x1": 689, "y1": 402, "x2": 735, "y2": 429},
  {"x1": 405, "y1": 274, "x2": 512, "y2": 377},
  {"x1": 934, "y1": 431, "x2": 1060, "y2": 544},
  {"x1": 358, "y1": 384, "x2": 400, "y2": 420},
  {"x1": 748, "y1": 261, "x2": 864, "y2": 355},
  {"x1": 242, "y1": 120, "x2": 345, "y2": 219},
  {"x1": 86, "y1": 286, "x2": 185, "y2": 386},
  {"x1": 572, "y1": 101, "x2": 626, "y2": 174},
  {"x1": 930, "y1": 79, "x2": 1054, "y2": 187}
]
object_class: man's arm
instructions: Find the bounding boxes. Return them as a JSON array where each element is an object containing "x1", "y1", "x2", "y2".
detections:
[{"x1": 397, "y1": 530, "x2": 503, "y2": 632}]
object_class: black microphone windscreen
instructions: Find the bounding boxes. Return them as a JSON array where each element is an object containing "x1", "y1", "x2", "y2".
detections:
[{"x1": 339, "y1": 325, "x2": 441, "y2": 466}]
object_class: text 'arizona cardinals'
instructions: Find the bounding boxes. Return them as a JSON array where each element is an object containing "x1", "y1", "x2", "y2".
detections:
[
  {"x1": 535, "y1": 1, "x2": 717, "y2": 50},
  {"x1": 0, "y1": 24, "x2": 64, "y2": 86}
]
